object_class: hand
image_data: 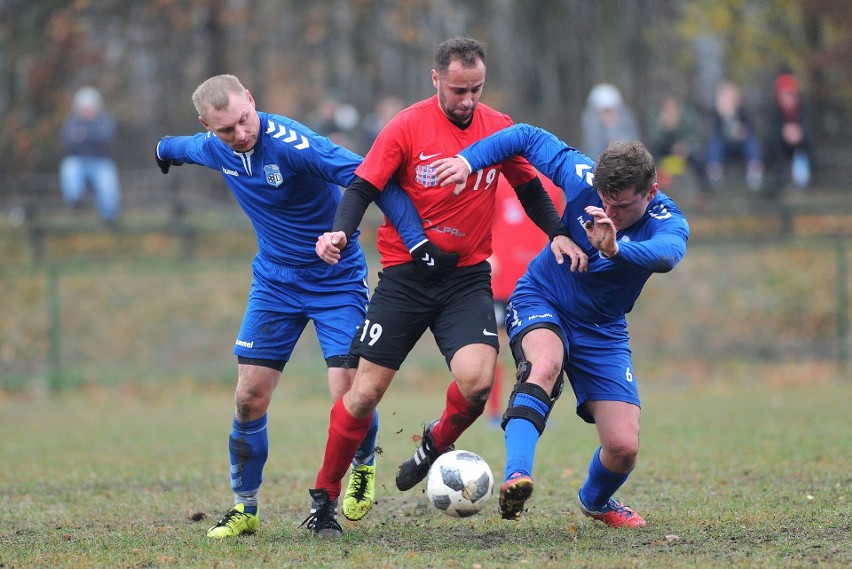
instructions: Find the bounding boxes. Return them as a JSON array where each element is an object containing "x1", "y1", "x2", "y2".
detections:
[
  {"x1": 155, "y1": 137, "x2": 183, "y2": 174},
  {"x1": 316, "y1": 231, "x2": 347, "y2": 264},
  {"x1": 583, "y1": 206, "x2": 618, "y2": 258},
  {"x1": 430, "y1": 157, "x2": 470, "y2": 196},
  {"x1": 550, "y1": 235, "x2": 588, "y2": 272},
  {"x1": 410, "y1": 240, "x2": 459, "y2": 283}
]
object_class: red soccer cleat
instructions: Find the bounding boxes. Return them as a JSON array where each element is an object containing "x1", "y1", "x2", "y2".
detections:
[{"x1": 579, "y1": 497, "x2": 646, "y2": 528}]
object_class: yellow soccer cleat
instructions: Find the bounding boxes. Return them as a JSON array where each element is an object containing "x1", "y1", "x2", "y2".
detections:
[
  {"x1": 342, "y1": 464, "x2": 376, "y2": 521},
  {"x1": 206, "y1": 503, "x2": 259, "y2": 538}
]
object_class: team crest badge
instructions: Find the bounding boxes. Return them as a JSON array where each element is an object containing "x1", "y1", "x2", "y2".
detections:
[
  {"x1": 264, "y1": 164, "x2": 283, "y2": 187},
  {"x1": 415, "y1": 164, "x2": 438, "y2": 188}
]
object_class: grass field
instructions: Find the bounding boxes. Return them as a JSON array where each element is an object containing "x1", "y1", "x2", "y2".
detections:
[{"x1": 1, "y1": 376, "x2": 849, "y2": 568}]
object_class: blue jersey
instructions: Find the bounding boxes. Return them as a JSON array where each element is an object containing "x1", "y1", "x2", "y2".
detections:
[
  {"x1": 459, "y1": 123, "x2": 690, "y2": 324},
  {"x1": 157, "y1": 111, "x2": 424, "y2": 267}
]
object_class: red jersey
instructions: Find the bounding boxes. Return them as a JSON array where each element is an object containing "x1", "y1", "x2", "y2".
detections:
[
  {"x1": 355, "y1": 95, "x2": 537, "y2": 268},
  {"x1": 490, "y1": 174, "x2": 565, "y2": 300}
]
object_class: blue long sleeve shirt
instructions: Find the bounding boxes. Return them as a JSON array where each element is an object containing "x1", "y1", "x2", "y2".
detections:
[
  {"x1": 157, "y1": 111, "x2": 425, "y2": 267},
  {"x1": 458, "y1": 123, "x2": 690, "y2": 323}
]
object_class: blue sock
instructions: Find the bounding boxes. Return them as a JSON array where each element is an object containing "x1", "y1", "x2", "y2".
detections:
[
  {"x1": 578, "y1": 446, "x2": 629, "y2": 512},
  {"x1": 353, "y1": 409, "x2": 378, "y2": 467},
  {"x1": 504, "y1": 419, "x2": 539, "y2": 481},
  {"x1": 503, "y1": 392, "x2": 549, "y2": 482},
  {"x1": 229, "y1": 414, "x2": 268, "y2": 515}
]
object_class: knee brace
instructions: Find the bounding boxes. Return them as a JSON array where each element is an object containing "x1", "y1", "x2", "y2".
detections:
[{"x1": 500, "y1": 360, "x2": 565, "y2": 435}]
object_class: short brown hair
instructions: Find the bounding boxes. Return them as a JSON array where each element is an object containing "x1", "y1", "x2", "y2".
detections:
[
  {"x1": 434, "y1": 37, "x2": 486, "y2": 73},
  {"x1": 592, "y1": 140, "x2": 656, "y2": 200}
]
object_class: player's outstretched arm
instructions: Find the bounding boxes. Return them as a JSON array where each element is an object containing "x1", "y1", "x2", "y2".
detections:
[
  {"x1": 374, "y1": 178, "x2": 429, "y2": 251},
  {"x1": 316, "y1": 176, "x2": 377, "y2": 265},
  {"x1": 155, "y1": 136, "x2": 184, "y2": 174}
]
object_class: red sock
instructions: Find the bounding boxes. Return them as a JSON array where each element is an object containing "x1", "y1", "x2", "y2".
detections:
[
  {"x1": 315, "y1": 398, "x2": 372, "y2": 500},
  {"x1": 431, "y1": 381, "x2": 485, "y2": 451}
]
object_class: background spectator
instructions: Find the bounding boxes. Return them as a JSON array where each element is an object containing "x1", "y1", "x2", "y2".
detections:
[
  {"x1": 704, "y1": 80, "x2": 764, "y2": 192},
  {"x1": 362, "y1": 95, "x2": 405, "y2": 149},
  {"x1": 764, "y1": 72, "x2": 812, "y2": 198},
  {"x1": 581, "y1": 83, "x2": 640, "y2": 160},
  {"x1": 59, "y1": 86, "x2": 121, "y2": 224},
  {"x1": 310, "y1": 97, "x2": 362, "y2": 152},
  {"x1": 649, "y1": 94, "x2": 708, "y2": 199}
]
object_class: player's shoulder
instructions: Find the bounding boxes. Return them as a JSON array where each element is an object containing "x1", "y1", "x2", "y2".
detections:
[
  {"x1": 191, "y1": 130, "x2": 225, "y2": 154},
  {"x1": 390, "y1": 98, "x2": 434, "y2": 124},
  {"x1": 259, "y1": 111, "x2": 311, "y2": 137},
  {"x1": 648, "y1": 192, "x2": 689, "y2": 229},
  {"x1": 258, "y1": 110, "x2": 334, "y2": 155},
  {"x1": 653, "y1": 191, "x2": 683, "y2": 214},
  {"x1": 474, "y1": 102, "x2": 514, "y2": 125}
]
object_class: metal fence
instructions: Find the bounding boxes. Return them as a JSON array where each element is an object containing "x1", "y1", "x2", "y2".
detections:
[{"x1": 1, "y1": 223, "x2": 849, "y2": 392}]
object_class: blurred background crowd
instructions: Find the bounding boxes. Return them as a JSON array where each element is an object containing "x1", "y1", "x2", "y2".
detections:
[{"x1": 0, "y1": 0, "x2": 850, "y2": 221}]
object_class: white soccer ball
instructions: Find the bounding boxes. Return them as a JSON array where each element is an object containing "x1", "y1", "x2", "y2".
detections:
[{"x1": 425, "y1": 449, "x2": 494, "y2": 518}]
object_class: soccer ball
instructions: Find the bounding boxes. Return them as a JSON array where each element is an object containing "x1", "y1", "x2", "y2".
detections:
[{"x1": 425, "y1": 450, "x2": 494, "y2": 518}]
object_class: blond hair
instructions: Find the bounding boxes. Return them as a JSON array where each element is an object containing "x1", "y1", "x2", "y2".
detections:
[{"x1": 191, "y1": 75, "x2": 247, "y2": 117}]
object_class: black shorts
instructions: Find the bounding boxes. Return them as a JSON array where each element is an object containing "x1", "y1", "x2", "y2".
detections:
[{"x1": 351, "y1": 261, "x2": 499, "y2": 370}]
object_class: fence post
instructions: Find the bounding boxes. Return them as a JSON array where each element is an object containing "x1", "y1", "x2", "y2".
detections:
[
  {"x1": 837, "y1": 239, "x2": 849, "y2": 370},
  {"x1": 46, "y1": 263, "x2": 62, "y2": 390},
  {"x1": 169, "y1": 170, "x2": 196, "y2": 259},
  {"x1": 28, "y1": 213, "x2": 45, "y2": 262}
]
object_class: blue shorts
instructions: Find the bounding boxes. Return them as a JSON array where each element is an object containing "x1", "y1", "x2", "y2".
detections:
[
  {"x1": 506, "y1": 284, "x2": 640, "y2": 423},
  {"x1": 234, "y1": 251, "x2": 369, "y2": 362}
]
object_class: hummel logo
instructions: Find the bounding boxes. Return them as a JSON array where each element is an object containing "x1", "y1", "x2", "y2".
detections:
[
  {"x1": 482, "y1": 329, "x2": 498, "y2": 337},
  {"x1": 575, "y1": 163, "x2": 594, "y2": 186},
  {"x1": 419, "y1": 151, "x2": 441, "y2": 161},
  {"x1": 420, "y1": 253, "x2": 435, "y2": 266}
]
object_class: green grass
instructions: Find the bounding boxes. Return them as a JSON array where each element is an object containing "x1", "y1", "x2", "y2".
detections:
[
  {"x1": 1, "y1": 378, "x2": 849, "y2": 568},
  {"x1": 3, "y1": 236, "x2": 850, "y2": 390}
]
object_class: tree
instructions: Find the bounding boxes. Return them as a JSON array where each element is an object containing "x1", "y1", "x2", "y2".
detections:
[{"x1": 0, "y1": 0, "x2": 849, "y2": 190}]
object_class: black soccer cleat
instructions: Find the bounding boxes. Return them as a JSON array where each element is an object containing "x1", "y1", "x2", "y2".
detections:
[
  {"x1": 300, "y1": 488, "x2": 343, "y2": 538},
  {"x1": 395, "y1": 420, "x2": 454, "y2": 491}
]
